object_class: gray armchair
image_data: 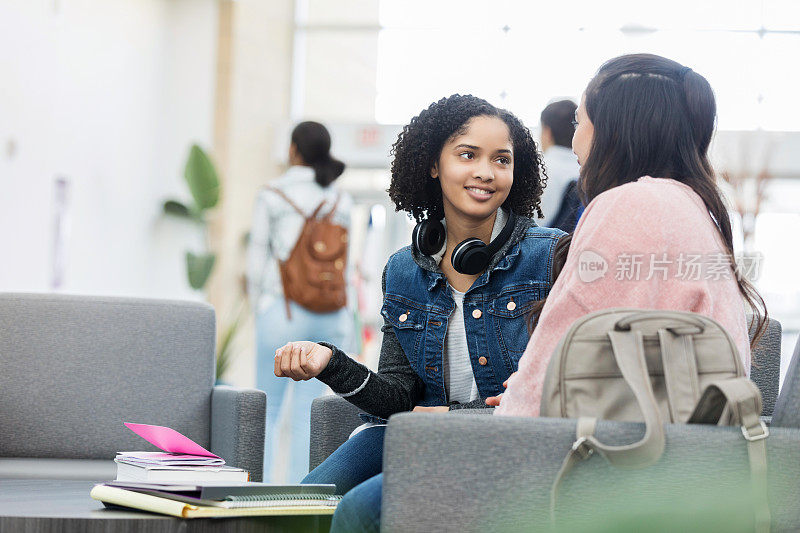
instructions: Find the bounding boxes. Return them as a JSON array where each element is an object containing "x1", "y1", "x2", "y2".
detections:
[
  {"x1": 381, "y1": 335, "x2": 800, "y2": 531},
  {"x1": 0, "y1": 293, "x2": 265, "y2": 481}
]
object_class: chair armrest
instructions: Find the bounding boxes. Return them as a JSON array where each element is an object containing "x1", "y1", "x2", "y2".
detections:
[
  {"x1": 309, "y1": 395, "x2": 362, "y2": 471},
  {"x1": 210, "y1": 385, "x2": 266, "y2": 482},
  {"x1": 750, "y1": 316, "x2": 782, "y2": 416}
]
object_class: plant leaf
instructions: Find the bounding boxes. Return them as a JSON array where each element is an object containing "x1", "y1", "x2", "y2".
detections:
[
  {"x1": 163, "y1": 200, "x2": 193, "y2": 218},
  {"x1": 184, "y1": 145, "x2": 220, "y2": 210},
  {"x1": 186, "y1": 252, "x2": 215, "y2": 290}
]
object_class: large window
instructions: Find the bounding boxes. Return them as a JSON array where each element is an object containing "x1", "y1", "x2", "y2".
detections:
[
  {"x1": 374, "y1": 0, "x2": 800, "y2": 365},
  {"x1": 376, "y1": 0, "x2": 800, "y2": 131}
]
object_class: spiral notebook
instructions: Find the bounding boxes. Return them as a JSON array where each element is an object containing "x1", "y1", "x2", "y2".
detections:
[
  {"x1": 91, "y1": 484, "x2": 341, "y2": 518},
  {"x1": 104, "y1": 481, "x2": 340, "y2": 508}
]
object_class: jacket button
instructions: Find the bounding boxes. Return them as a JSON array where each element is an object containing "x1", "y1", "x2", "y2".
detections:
[
  {"x1": 506, "y1": 301, "x2": 517, "y2": 311},
  {"x1": 478, "y1": 356, "x2": 488, "y2": 366},
  {"x1": 399, "y1": 313, "x2": 408, "y2": 323},
  {"x1": 472, "y1": 309, "x2": 482, "y2": 319}
]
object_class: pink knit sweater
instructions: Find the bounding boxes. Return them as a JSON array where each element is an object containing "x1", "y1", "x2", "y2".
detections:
[{"x1": 495, "y1": 176, "x2": 751, "y2": 418}]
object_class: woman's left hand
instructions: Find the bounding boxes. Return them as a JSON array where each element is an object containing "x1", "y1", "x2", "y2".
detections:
[
  {"x1": 485, "y1": 371, "x2": 515, "y2": 406},
  {"x1": 485, "y1": 394, "x2": 503, "y2": 406},
  {"x1": 412, "y1": 406, "x2": 449, "y2": 413}
]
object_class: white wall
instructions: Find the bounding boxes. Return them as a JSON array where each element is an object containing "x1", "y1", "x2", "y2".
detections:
[{"x1": 0, "y1": 0, "x2": 217, "y2": 300}]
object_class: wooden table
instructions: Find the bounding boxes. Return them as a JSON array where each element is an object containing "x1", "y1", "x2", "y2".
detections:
[{"x1": 0, "y1": 479, "x2": 332, "y2": 533}]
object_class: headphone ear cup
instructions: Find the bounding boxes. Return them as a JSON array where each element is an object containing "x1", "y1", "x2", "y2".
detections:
[
  {"x1": 413, "y1": 219, "x2": 446, "y2": 256},
  {"x1": 451, "y1": 238, "x2": 490, "y2": 275}
]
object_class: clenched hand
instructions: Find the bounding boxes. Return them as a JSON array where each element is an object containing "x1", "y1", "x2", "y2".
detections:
[{"x1": 274, "y1": 341, "x2": 333, "y2": 381}]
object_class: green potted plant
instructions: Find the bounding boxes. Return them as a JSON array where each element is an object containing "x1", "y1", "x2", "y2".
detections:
[{"x1": 163, "y1": 144, "x2": 241, "y2": 381}]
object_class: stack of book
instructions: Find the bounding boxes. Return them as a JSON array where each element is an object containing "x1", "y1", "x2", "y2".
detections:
[
  {"x1": 115, "y1": 452, "x2": 249, "y2": 482},
  {"x1": 91, "y1": 481, "x2": 341, "y2": 518},
  {"x1": 115, "y1": 422, "x2": 248, "y2": 483}
]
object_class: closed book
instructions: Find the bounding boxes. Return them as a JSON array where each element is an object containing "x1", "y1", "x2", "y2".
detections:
[
  {"x1": 116, "y1": 451, "x2": 225, "y2": 467},
  {"x1": 115, "y1": 460, "x2": 249, "y2": 483},
  {"x1": 90, "y1": 484, "x2": 339, "y2": 518}
]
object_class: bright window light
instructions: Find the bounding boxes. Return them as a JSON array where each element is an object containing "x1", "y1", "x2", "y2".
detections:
[{"x1": 376, "y1": 0, "x2": 800, "y2": 131}]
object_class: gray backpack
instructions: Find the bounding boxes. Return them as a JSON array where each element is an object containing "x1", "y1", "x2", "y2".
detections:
[{"x1": 541, "y1": 308, "x2": 769, "y2": 532}]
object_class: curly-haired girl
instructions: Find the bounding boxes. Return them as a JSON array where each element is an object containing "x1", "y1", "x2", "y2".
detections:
[{"x1": 274, "y1": 94, "x2": 566, "y2": 531}]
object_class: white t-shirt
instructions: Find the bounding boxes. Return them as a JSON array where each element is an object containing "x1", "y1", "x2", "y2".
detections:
[
  {"x1": 434, "y1": 209, "x2": 508, "y2": 404},
  {"x1": 443, "y1": 288, "x2": 479, "y2": 403}
]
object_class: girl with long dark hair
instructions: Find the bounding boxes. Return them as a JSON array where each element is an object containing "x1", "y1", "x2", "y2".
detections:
[{"x1": 494, "y1": 53, "x2": 767, "y2": 416}]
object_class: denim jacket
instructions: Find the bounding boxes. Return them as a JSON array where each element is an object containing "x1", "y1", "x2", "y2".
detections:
[
  {"x1": 383, "y1": 222, "x2": 563, "y2": 406},
  {"x1": 318, "y1": 215, "x2": 565, "y2": 418}
]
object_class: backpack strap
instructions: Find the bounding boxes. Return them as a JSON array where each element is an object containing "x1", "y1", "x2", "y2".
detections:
[
  {"x1": 266, "y1": 187, "x2": 307, "y2": 218},
  {"x1": 268, "y1": 186, "x2": 341, "y2": 222},
  {"x1": 688, "y1": 379, "x2": 770, "y2": 533},
  {"x1": 309, "y1": 200, "x2": 329, "y2": 220},
  {"x1": 585, "y1": 330, "x2": 667, "y2": 466},
  {"x1": 658, "y1": 328, "x2": 702, "y2": 421},
  {"x1": 617, "y1": 312, "x2": 706, "y2": 422},
  {"x1": 309, "y1": 192, "x2": 341, "y2": 222},
  {"x1": 550, "y1": 329, "x2": 666, "y2": 524},
  {"x1": 550, "y1": 417, "x2": 597, "y2": 525},
  {"x1": 323, "y1": 193, "x2": 342, "y2": 221}
]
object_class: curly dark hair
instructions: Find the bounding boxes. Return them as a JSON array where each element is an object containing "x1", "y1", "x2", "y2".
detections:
[{"x1": 388, "y1": 94, "x2": 547, "y2": 222}]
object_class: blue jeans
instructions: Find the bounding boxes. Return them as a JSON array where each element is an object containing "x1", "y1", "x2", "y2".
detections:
[
  {"x1": 302, "y1": 425, "x2": 385, "y2": 533},
  {"x1": 256, "y1": 298, "x2": 352, "y2": 483}
]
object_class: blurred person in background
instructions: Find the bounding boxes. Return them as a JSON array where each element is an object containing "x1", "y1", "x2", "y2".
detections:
[
  {"x1": 537, "y1": 99, "x2": 583, "y2": 232},
  {"x1": 247, "y1": 120, "x2": 353, "y2": 483}
]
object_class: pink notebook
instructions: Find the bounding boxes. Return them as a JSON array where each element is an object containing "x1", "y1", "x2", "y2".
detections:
[{"x1": 124, "y1": 422, "x2": 220, "y2": 459}]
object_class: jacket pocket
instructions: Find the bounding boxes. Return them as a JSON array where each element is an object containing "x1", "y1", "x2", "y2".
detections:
[
  {"x1": 381, "y1": 296, "x2": 425, "y2": 366},
  {"x1": 487, "y1": 285, "x2": 546, "y2": 370}
]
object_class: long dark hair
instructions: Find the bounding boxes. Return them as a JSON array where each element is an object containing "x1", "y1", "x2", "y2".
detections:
[
  {"x1": 530, "y1": 54, "x2": 767, "y2": 349},
  {"x1": 291, "y1": 121, "x2": 345, "y2": 187}
]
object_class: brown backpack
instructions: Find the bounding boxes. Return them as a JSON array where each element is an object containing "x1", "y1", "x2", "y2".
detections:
[{"x1": 268, "y1": 187, "x2": 348, "y2": 318}]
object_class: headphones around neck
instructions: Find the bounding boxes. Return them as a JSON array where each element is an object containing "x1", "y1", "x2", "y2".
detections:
[{"x1": 412, "y1": 211, "x2": 518, "y2": 276}]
